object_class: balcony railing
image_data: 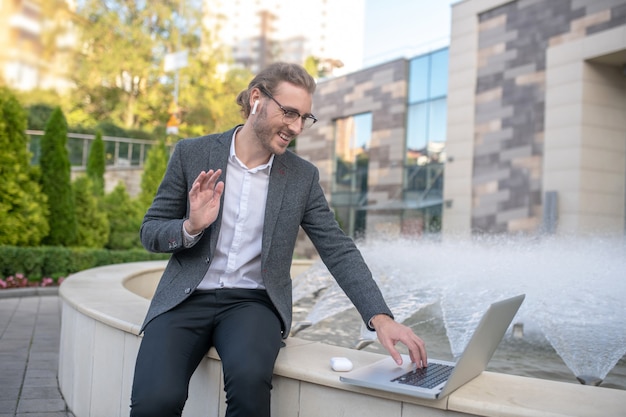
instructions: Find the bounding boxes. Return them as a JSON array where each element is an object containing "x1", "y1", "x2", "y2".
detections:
[{"x1": 26, "y1": 130, "x2": 171, "y2": 169}]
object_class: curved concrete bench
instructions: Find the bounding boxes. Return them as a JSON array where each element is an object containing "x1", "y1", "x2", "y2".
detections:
[{"x1": 58, "y1": 261, "x2": 626, "y2": 417}]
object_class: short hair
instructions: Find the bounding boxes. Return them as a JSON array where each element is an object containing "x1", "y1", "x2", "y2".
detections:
[{"x1": 236, "y1": 62, "x2": 317, "y2": 118}]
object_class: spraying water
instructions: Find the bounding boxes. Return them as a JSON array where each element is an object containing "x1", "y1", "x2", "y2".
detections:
[{"x1": 291, "y1": 234, "x2": 626, "y2": 385}]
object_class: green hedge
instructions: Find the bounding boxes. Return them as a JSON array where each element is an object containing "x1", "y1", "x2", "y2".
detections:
[{"x1": 0, "y1": 245, "x2": 169, "y2": 280}]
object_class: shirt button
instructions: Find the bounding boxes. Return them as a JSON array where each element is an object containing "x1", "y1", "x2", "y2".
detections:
[
  {"x1": 184, "y1": 288, "x2": 191, "y2": 294},
  {"x1": 205, "y1": 256, "x2": 210, "y2": 263}
]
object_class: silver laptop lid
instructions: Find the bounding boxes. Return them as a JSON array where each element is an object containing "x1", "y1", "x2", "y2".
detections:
[
  {"x1": 438, "y1": 293, "x2": 525, "y2": 397},
  {"x1": 340, "y1": 294, "x2": 525, "y2": 399}
]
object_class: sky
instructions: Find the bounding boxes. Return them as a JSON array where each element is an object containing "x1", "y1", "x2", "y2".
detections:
[{"x1": 363, "y1": 0, "x2": 460, "y2": 68}]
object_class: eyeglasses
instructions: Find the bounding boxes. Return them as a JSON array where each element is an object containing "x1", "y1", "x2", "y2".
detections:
[{"x1": 258, "y1": 86, "x2": 318, "y2": 129}]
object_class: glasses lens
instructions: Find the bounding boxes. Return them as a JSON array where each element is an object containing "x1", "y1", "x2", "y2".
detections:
[
  {"x1": 282, "y1": 110, "x2": 299, "y2": 124},
  {"x1": 303, "y1": 117, "x2": 316, "y2": 129}
]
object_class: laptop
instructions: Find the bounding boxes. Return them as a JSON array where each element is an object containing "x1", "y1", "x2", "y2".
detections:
[{"x1": 340, "y1": 294, "x2": 525, "y2": 400}]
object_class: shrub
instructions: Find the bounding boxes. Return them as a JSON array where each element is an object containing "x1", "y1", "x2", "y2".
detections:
[
  {"x1": 0, "y1": 245, "x2": 168, "y2": 281},
  {"x1": 138, "y1": 139, "x2": 169, "y2": 212},
  {"x1": 73, "y1": 176, "x2": 110, "y2": 248},
  {"x1": 40, "y1": 107, "x2": 77, "y2": 246},
  {"x1": 103, "y1": 182, "x2": 143, "y2": 250},
  {"x1": 27, "y1": 103, "x2": 55, "y2": 130},
  {"x1": 86, "y1": 130, "x2": 106, "y2": 195},
  {"x1": 0, "y1": 87, "x2": 49, "y2": 246}
]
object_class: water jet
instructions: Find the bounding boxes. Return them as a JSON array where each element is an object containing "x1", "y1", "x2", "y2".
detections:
[{"x1": 291, "y1": 235, "x2": 626, "y2": 388}]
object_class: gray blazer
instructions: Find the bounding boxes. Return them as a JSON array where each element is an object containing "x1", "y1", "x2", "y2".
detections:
[{"x1": 140, "y1": 126, "x2": 392, "y2": 337}]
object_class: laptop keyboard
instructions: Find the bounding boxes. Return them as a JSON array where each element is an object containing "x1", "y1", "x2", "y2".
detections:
[{"x1": 391, "y1": 363, "x2": 454, "y2": 389}]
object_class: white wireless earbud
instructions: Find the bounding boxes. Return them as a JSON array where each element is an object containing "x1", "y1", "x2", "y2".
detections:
[{"x1": 251, "y1": 100, "x2": 259, "y2": 115}]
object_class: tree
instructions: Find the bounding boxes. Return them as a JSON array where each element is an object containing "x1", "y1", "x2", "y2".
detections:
[
  {"x1": 26, "y1": 103, "x2": 56, "y2": 130},
  {"x1": 86, "y1": 130, "x2": 106, "y2": 195},
  {"x1": 303, "y1": 55, "x2": 343, "y2": 79},
  {"x1": 174, "y1": 52, "x2": 252, "y2": 138},
  {"x1": 304, "y1": 56, "x2": 321, "y2": 79},
  {"x1": 138, "y1": 139, "x2": 170, "y2": 212},
  {"x1": 103, "y1": 182, "x2": 143, "y2": 250},
  {"x1": 72, "y1": 176, "x2": 109, "y2": 248},
  {"x1": 71, "y1": 0, "x2": 250, "y2": 137},
  {"x1": 40, "y1": 107, "x2": 77, "y2": 246},
  {"x1": 72, "y1": 0, "x2": 186, "y2": 130},
  {"x1": 0, "y1": 87, "x2": 49, "y2": 246}
]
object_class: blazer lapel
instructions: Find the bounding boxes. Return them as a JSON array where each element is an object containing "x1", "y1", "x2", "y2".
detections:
[
  {"x1": 262, "y1": 155, "x2": 288, "y2": 263},
  {"x1": 206, "y1": 128, "x2": 235, "y2": 254}
]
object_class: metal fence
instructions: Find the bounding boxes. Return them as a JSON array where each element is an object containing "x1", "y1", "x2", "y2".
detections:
[{"x1": 26, "y1": 130, "x2": 169, "y2": 168}]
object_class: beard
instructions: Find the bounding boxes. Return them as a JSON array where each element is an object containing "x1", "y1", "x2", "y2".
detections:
[{"x1": 252, "y1": 105, "x2": 294, "y2": 156}]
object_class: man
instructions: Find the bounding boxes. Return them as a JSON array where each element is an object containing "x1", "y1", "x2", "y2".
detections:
[{"x1": 130, "y1": 62, "x2": 427, "y2": 417}]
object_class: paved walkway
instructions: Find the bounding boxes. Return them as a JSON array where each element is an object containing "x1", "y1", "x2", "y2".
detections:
[{"x1": 0, "y1": 290, "x2": 75, "y2": 417}]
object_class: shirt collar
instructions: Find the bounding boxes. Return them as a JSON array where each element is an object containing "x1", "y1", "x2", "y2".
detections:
[{"x1": 230, "y1": 127, "x2": 274, "y2": 174}]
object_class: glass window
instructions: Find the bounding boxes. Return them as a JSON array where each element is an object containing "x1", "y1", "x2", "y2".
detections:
[
  {"x1": 334, "y1": 112, "x2": 372, "y2": 193},
  {"x1": 429, "y1": 49, "x2": 448, "y2": 98},
  {"x1": 406, "y1": 49, "x2": 448, "y2": 163},
  {"x1": 408, "y1": 48, "x2": 449, "y2": 103},
  {"x1": 406, "y1": 103, "x2": 428, "y2": 160},
  {"x1": 406, "y1": 99, "x2": 447, "y2": 164},
  {"x1": 404, "y1": 48, "x2": 448, "y2": 236},
  {"x1": 353, "y1": 114, "x2": 372, "y2": 150},
  {"x1": 5, "y1": 62, "x2": 39, "y2": 90},
  {"x1": 408, "y1": 56, "x2": 429, "y2": 103},
  {"x1": 332, "y1": 112, "x2": 372, "y2": 237},
  {"x1": 428, "y1": 98, "x2": 447, "y2": 143}
]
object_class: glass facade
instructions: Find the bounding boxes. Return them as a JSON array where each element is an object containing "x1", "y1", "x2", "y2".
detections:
[
  {"x1": 325, "y1": 48, "x2": 449, "y2": 239},
  {"x1": 403, "y1": 48, "x2": 448, "y2": 234},
  {"x1": 331, "y1": 112, "x2": 372, "y2": 237}
]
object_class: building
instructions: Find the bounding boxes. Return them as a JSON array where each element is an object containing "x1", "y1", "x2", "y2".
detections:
[
  {"x1": 296, "y1": 48, "x2": 448, "y2": 246},
  {"x1": 295, "y1": 0, "x2": 625, "y2": 255},
  {"x1": 202, "y1": 0, "x2": 364, "y2": 75},
  {"x1": 0, "y1": 0, "x2": 77, "y2": 91},
  {"x1": 445, "y1": 0, "x2": 626, "y2": 236}
]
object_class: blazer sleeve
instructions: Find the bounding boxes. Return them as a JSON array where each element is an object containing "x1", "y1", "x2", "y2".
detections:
[
  {"x1": 140, "y1": 141, "x2": 191, "y2": 253},
  {"x1": 299, "y1": 167, "x2": 393, "y2": 330}
]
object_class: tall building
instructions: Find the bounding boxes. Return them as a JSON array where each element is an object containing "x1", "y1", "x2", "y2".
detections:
[
  {"x1": 202, "y1": 0, "x2": 364, "y2": 75},
  {"x1": 296, "y1": 48, "x2": 448, "y2": 249},
  {"x1": 0, "y1": 0, "x2": 77, "y2": 91},
  {"x1": 444, "y1": 0, "x2": 626, "y2": 236},
  {"x1": 294, "y1": 0, "x2": 625, "y2": 256}
]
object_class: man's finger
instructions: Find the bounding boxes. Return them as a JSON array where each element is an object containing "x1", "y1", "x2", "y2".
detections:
[
  {"x1": 407, "y1": 337, "x2": 427, "y2": 367},
  {"x1": 379, "y1": 336, "x2": 403, "y2": 366}
]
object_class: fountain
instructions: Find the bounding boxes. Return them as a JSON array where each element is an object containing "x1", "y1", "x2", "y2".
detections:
[{"x1": 291, "y1": 234, "x2": 626, "y2": 387}]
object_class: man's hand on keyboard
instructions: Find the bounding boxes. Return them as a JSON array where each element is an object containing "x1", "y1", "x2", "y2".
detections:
[{"x1": 370, "y1": 314, "x2": 428, "y2": 368}]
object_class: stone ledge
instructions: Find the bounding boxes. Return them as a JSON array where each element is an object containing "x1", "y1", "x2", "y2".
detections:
[{"x1": 58, "y1": 261, "x2": 626, "y2": 417}]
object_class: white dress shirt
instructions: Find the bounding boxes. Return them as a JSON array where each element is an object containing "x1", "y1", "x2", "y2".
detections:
[{"x1": 185, "y1": 129, "x2": 274, "y2": 290}]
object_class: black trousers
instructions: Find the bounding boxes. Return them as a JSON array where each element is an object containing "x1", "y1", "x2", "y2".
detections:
[{"x1": 130, "y1": 289, "x2": 283, "y2": 417}]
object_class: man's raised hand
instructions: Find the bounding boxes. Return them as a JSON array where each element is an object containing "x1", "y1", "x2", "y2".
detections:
[{"x1": 184, "y1": 169, "x2": 224, "y2": 235}]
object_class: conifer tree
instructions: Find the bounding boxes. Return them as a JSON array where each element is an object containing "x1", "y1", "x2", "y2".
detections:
[
  {"x1": 103, "y1": 182, "x2": 143, "y2": 250},
  {"x1": 40, "y1": 107, "x2": 77, "y2": 246},
  {"x1": 0, "y1": 87, "x2": 49, "y2": 246},
  {"x1": 138, "y1": 139, "x2": 169, "y2": 212},
  {"x1": 73, "y1": 176, "x2": 109, "y2": 248},
  {"x1": 86, "y1": 130, "x2": 106, "y2": 195}
]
